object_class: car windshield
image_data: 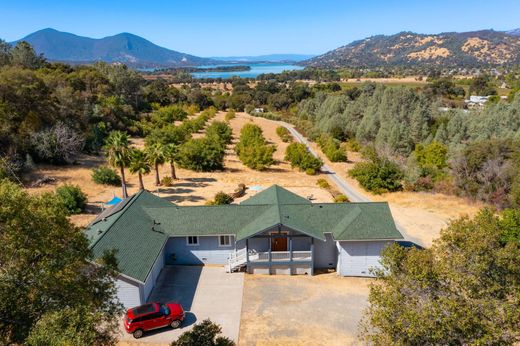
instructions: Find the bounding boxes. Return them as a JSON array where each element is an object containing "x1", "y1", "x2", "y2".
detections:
[{"x1": 160, "y1": 304, "x2": 170, "y2": 316}]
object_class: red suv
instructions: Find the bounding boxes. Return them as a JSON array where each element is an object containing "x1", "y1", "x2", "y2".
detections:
[{"x1": 124, "y1": 302, "x2": 185, "y2": 338}]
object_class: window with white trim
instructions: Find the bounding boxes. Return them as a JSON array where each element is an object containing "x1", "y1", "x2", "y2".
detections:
[
  {"x1": 186, "y1": 236, "x2": 199, "y2": 246},
  {"x1": 219, "y1": 235, "x2": 232, "y2": 247}
]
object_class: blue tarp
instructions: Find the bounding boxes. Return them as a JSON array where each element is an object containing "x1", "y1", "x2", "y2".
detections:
[{"x1": 105, "y1": 196, "x2": 122, "y2": 206}]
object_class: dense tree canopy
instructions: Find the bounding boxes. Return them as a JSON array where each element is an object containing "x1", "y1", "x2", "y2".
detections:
[
  {"x1": 362, "y1": 209, "x2": 520, "y2": 345},
  {"x1": 0, "y1": 180, "x2": 121, "y2": 344}
]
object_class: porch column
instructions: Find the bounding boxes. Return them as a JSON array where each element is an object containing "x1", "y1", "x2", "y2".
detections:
[
  {"x1": 289, "y1": 235, "x2": 293, "y2": 262},
  {"x1": 246, "y1": 239, "x2": 249, "y2": 264},
  {"x1": 310, "y1": 237, "x2": 314, "y2": 276},
  {"x1": 268, "y1": 234, "x2": 272, "y2": 274}
]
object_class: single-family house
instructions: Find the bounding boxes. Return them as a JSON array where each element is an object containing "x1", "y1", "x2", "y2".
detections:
[{"x1": 86, "y1": 185, "x2": 403, "y2": 308}]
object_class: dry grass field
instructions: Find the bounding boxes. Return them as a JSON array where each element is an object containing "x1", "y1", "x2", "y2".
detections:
[{"x1": 25, "y1": 111, "x2": 483, "y2": 246}]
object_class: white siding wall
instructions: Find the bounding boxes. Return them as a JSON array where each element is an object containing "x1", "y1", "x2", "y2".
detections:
[
  {"x1": 143, "y1": 244, "x2": 166, "y2": 301},
  {"x1": 116, "y1": 276, "x2": 142, "y2": 309},
  {"x1": 338, "y1": 241, "x2": 392, "y2": 277}
]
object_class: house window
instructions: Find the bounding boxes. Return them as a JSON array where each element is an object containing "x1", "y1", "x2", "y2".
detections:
[
  {"x1": 219, "y1": 235, "x2": 232, "y2": 247},
  {"x1": 186, "y1": 236, "x2": 199, "y2": 246}
]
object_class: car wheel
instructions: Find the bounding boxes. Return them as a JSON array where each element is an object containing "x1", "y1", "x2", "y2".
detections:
[
  {"x1": 170, "y1": 320, "x2": 181, "y2": 329},
  {"x1": 133, "y1": 329, "x2": 144, "y2": 339}
]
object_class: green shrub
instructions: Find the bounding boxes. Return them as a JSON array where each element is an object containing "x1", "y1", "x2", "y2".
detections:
[
  {"x1": 317, "y1": 178, "x2": 330, "y2": 189},
  {"x1": 334, "y1": 194, "x2": 349, "y2": 203},
  {"x1": 151, "y1": 105, "x2": 188, "y2": 125},
  {"x1": 161, "y1": 176, "x2": 174, "y2": 187},
  {"x1": 91, "y1": 166, "x2": 121, "y2": 186},
  {"x1": 306, "y1": 168, "x2": 317, "y2": 175},
  {"x1": 207, "y1": 191, "x2": 234, "y2": 205},
  {"x1": 344, "y1": 138, "x2": 361, "y2": 152},
  {"x1": 171, "y1": 319, "x2": 234, "y2": 346},
  {"x1": 236, "y1": 124, "x2": 275, "y2": 171},
  {"x1": 276, "y1": 126, "x2": 293, "y2": 142},
  {"x1": 349, "y1": 157, "x2": 403, "y2": 194},
  {"x1": 317, "y1": 134, "x2": 347, "y2": 162},
  {"x1": 56, "y1": 184, "x2": 87, "y2": 214},
  {"x1": 177, "y1": 138, "x2": 225, "y2": 172},
  {"x1": 285, "y1": 142, "x2": 323, "y2": 172},
  {"x1": 206, "y1": 121, "x2": 233, "y2": 145},
  {"x1": 224, "y1": 109, "x2": 236, "y2": 121}
]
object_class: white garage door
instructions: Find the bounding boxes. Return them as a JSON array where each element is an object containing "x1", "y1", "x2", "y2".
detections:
[
  {"x1": 116, "y1": 277, "x2": 142, "y2": 309},
  {"x1": 339, "y1": 241, "x2": 391, "y2": 277}
]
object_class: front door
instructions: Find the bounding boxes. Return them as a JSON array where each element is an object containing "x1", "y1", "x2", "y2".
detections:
[{"x1": 271, "y1": 234, "x2": 288, "y2": 251}]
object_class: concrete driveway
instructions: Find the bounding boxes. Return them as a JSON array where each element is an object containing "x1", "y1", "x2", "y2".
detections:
[
  {"x1": 239, "y1": 272, "x2": 372, "y2": 345},
  {"x1": 118, "y1": 265, "x2": 244, "y2": 345}
]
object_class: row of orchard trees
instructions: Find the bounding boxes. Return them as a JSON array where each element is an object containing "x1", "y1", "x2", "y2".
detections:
[{"x1": 103, "y1": 108, "x2": 218, "y2": 196}]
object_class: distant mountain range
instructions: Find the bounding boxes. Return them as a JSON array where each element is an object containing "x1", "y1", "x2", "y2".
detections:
[
  {"x1": 211, "y1": 54, "x2": 315, "y2": 63},
  {"x1": 10, "y1": 28, "x2": 520, "y2": 69},
  {"x1": 302, "y1": 29, "x2": 520, "y2": 68},
  {"x1": 11, "y1": 28, "x2": 217, "y2": 68},
  {"x1": 10, "y1": 28, "x2": 313, "y2": 67},
  {"x1": 507, "y1": 28, "x2": 520, "y2": 36}
]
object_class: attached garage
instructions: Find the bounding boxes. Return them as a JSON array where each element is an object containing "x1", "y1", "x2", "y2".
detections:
[
  {"x1": 337, "y1": 241, "x2": 392, "y2": 277},
  {"x1": 116, "y1": 276, "x2": 142, "y2": 309}
]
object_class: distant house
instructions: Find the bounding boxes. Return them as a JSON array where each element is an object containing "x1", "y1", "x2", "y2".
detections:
[
  {"x1": 86, "y1": 185, "x2": 403, "y2": 308},
  {"x1": 465, "y1": 95, "x2": 489, "y2": 108}
]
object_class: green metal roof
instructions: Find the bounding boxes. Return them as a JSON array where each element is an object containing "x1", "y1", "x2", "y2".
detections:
[
  {"x1": 86, "y1": 185, "x2": 402, "y2": 282},
  {"x1": 240, "y1": 185, "x2": 311, "y2": 206},
  {"x1": 86, "y1": 190, "x2": 172, "y2": 283}
]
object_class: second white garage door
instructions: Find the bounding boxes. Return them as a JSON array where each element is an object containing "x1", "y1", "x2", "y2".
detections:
[{"x1": 338, "y1": 241, "x2": 392, "y2": 277}]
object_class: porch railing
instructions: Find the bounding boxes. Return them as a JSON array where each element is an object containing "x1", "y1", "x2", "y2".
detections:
[{"x1": 248, "y1": 250, "x2": 311, "y2": 262}]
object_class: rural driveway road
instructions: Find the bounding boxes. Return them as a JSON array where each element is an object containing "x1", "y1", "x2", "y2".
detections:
[{"x1": 279, "y1": 121, "x2": 424, "y2": 246}]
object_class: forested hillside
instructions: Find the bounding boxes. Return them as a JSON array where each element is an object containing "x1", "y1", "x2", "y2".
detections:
[{"x1": 296, "y1": 85, "x2": 520, "y2": 208}]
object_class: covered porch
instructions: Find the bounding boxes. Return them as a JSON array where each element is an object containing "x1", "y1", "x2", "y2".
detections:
[{"x1": 228, "y1": 225, "x2": 319, "y2": 275}]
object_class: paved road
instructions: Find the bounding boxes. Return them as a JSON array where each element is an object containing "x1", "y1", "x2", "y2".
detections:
[{"x1": 279, "y1": 121, "x2": 421, "y2": 245}]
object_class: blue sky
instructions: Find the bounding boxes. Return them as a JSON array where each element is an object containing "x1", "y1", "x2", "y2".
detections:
[{"x1": 2, "y1": 0, "x2": 519, "y2": 56}]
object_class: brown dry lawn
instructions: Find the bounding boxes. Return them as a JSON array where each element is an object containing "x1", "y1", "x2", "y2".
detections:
[{"x1": 239, "y1": 272, "x2": 371, "y2": 346}]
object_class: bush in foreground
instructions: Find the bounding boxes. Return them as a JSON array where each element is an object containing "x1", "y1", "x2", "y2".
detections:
[
  {"x1": 361, "y1": 209, "x2": 520, "y2": 344},
  {"x1": 56, "y1": 184, "x2": 87, "y2": 214},
  {"x1": 91, "y1": 167, "x2": 121, "y2": 186},
  {"x1": 0, "y1": 180, "x2": 121, "y2": 345},
  {"x1": 171, "y1": 319, "x2": 234, "y2": 346}
]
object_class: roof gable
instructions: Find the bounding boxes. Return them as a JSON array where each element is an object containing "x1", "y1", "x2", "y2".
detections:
[{"x1": 240, "y1": 185, "x2": 311, "y2": 206}]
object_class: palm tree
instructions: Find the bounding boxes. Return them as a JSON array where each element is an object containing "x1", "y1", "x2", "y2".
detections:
[
  {"x1": 129, "y1": 149, "x2": 151, "y2": 190},
  {"x1": 163, "y1": 143, "x2": 179, "y2": 180},
  {"x1": 104, "y1": 131, "x2": 130, "y2": 198},
  {"x1": 145, "y1": 142, "x2": 165, "y2": 186}
]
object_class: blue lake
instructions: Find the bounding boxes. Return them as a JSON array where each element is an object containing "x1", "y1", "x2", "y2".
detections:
[{"x1": 191, "y1": 63, "x2": 304, "y2": 79}]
